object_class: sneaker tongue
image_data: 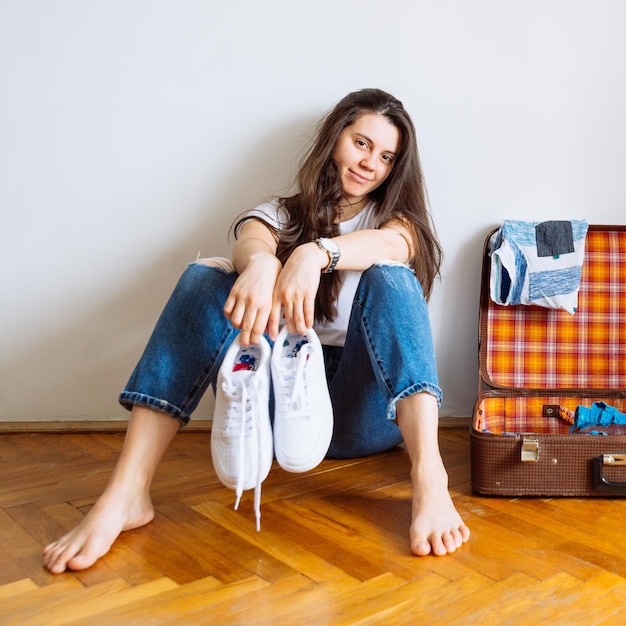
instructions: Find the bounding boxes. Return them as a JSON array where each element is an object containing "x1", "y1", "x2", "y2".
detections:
[
  {"x1": 281, "y1": 347, "x2": 313, "y2": 414},
  {"x1": 233, "y1": 345, "x2": 261, "y2": 373},
  {"x1": 281, "y1": 334, "x2": 309, "y2": 358}
]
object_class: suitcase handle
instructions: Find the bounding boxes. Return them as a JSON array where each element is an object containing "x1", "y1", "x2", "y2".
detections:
[{"x1": 593, "y1": 454, "x2": 626, "y2": 494}]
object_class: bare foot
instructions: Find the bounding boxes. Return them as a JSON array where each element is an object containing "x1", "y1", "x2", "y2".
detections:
[
  {"x1": 409, "y1": 463, "x2": 470, "y2": 557},
  {"x1": 43, "y1": 488, "x2": 154, "y2": 573}
]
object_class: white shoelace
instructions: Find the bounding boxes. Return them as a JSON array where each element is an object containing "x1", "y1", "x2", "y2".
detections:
[
  {"x1": 220, "y1": 374, "x2": 265, "y2": 531},
  {"x1": 278, "y1": 344, "x2": 314, "y2": 419}
]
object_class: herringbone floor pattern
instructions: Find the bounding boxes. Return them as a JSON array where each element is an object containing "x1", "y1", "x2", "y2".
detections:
[{"x1": 2, "y1": 427, "x2": 626, "y2": 624}]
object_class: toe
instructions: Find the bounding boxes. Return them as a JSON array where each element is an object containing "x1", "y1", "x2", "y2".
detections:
[
  {"x1": 429, "y1": 532, "x2": 449, "y2": 556},
  {"x1": 461, "y1": 523, "x2": 471, "y2": 543},
  {"x1": 66, "y1": 554, "x2": 96, "y2": 571},
  {"x1": 440, "y1": 530, "x2": 458, "y2": 555},
  {"x1": 412, "y1": 539, "x2": 433, "y2": 556},
  {"x1": 48, "y1": 546, "x2": 75, "y2": 573}
]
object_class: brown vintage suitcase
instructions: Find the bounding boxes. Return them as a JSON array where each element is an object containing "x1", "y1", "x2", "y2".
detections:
[{"x1": 470, "y1": 224, "x2": 626, "y2": 496}]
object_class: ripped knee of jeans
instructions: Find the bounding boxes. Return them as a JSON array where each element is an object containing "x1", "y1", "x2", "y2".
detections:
[
  {"x1": 192, "y1": 256, "x2": 236, "y2": 273},
  {"x1": 374, "y1": 260, "x2": 413, "y2": 270}
]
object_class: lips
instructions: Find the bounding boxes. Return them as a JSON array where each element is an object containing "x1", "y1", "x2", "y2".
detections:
[{"x1": 349, "y1": 169, "x2": 372, "y2": 184}]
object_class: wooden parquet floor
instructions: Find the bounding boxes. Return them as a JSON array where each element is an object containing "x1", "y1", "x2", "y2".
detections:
[{"x1": 2, "y1": 426, "x2": 626, "y2": 625}]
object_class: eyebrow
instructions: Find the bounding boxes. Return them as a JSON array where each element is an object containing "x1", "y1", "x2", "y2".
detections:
[{"x1": 354, "y1": 132, "x2": 397, "y2": 156}]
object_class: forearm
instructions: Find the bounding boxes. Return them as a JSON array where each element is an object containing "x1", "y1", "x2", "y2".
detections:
[
  {"x1": 226, "y1": 220, "x2": 282, "y2": 345},
  {"x1": 320, "y1": 226, "x2": 412, "y2": 272},
  {"x1": 232, "y1": 237, "x2": 278, "y2": 274},
  {"x1": 232, "y1": 220, "x2": 280, "y2": 275}
]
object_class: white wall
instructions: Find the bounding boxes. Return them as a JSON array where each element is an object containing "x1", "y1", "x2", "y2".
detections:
[{"x1": 2, "y1": 0, "x2": 625, "y2": 422}]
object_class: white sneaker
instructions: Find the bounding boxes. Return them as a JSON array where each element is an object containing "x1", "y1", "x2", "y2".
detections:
[
  {"x1": 271, "y1": 326, "x2": 333, "y2": 473},
  {"x1": 211, "y1": 336, "x2": 273, "y2": 530}
]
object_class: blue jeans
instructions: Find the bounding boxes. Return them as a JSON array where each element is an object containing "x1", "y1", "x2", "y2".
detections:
[{"x1": 119, "y1": 262, "x2": 442, "y2": 458}]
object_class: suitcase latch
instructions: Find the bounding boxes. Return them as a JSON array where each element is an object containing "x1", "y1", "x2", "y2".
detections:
[
  {"x1": 521, "y1": 437, "x2": 539, "y2": 462},
  {"x1": 603, "y1": 454, "x2": 626, "y2": 465}
]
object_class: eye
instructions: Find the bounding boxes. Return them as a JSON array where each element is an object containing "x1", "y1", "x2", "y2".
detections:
[
  {"x1": 382, "y1": 154, "x2": 394, "y2": 164},
  {"x1": 356, "y1": 139, "x2": 368, "y2": 149}
]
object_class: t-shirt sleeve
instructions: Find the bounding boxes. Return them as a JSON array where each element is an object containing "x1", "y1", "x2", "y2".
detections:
[{"x1": 235, "y1": 199, "x2": 286, "y2": 234}]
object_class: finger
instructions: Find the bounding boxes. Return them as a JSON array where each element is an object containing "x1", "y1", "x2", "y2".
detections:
[
  {"x1": 290, "y1": 297, "x2": 311, "y2": 336},
  {"x1": 248, "y1": 312, "x2": 269, "y2": 346},
  {"x1": 303, "y1": 293, "x2": 315, "y2": 331},
  {"x1": 268, "y1": 302, "x2": 283, "y2": 340},
  {"x1": 223, "y1": 283, "x2": 243, "y2": 319},
  {"x1": 225, "y1": 299, "x2": 246, "y2": 328},
  {"x1": 223, "y1": 293, "x2": 235, "y2": 317},
  {"x1": 237, "y1": 312, "x2": 260, "y2": 347},
  {"x1": 285, "y1": 317, "x2": 298, "y2": 335},
  {"x1": 281, "y1": 300, "x2": 294, "y2": 330},
  {"x1": 238, "y1": 327, "x2": 251, "y2": 347},
  {"x1": 291, "y1": 310, "x2": 307, "y2": 336}
]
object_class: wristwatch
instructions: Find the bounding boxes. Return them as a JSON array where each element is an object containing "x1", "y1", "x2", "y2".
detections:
[{"x1": 315, "y1": 237, "x2": 341, "y2": 273}]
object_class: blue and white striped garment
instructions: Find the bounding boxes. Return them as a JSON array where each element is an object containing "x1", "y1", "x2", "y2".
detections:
[{"x1": 489, "y1": 219, "x2": 589, "y2": 314}]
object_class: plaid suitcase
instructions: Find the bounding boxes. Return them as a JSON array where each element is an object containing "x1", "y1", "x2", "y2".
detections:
[{"x1": 470, "y1": 224, "x2": 626, "y2": 496}]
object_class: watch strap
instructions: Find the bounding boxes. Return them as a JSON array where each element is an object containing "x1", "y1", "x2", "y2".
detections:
[{"x1": 315, "y1": 238, "x2": 340, "y2": 273}]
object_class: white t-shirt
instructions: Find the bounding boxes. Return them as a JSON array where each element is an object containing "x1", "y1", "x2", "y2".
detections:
[{"x1": 241, "y1": 198, "x2": 379, "y2": 347}]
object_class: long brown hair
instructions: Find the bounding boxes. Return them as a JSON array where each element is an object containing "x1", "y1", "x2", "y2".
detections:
[{"x1": 236, "y1": 88, "x2": 443, "y2": 322}]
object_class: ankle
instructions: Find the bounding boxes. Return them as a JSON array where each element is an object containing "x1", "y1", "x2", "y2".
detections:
[
  {"x1": 410, "y1": 455, "x2": 448, "y2": 489},
  {"x1": 101, "y1": 470, "x2": 152, "y2": 504}
]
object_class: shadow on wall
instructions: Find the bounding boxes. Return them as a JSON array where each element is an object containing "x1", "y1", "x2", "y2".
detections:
[{"x1": 0, "y1": 116, "x2": 315, "y2": 422}]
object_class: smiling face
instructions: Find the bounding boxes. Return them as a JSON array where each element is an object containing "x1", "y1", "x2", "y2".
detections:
[{"x1": 331, "y1": 112, "x2": 401, "y2": 206}]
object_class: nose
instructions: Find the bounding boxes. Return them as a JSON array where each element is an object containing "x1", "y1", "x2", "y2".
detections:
[{"x1": 359, "y1": 153, "x2": 375, "y2": 171}]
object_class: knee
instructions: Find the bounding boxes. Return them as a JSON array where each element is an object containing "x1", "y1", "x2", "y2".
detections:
[
  {"x1": 175, "y1": 258, "x2": 236, "y2": 301},
  {"x1": 360, "y1": 262, "x2": 423, "y2": 297},
  {"x1": 363, "y1": 261, "x2": 413, "y2": 281},
  {"x1": 194, "y1": 257, "x2": 236, "y2": 273}
]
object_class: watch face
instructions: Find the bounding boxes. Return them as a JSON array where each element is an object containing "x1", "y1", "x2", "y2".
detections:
[{"x1": 321, "y1": 238, "x2": 340, "y2": 253}]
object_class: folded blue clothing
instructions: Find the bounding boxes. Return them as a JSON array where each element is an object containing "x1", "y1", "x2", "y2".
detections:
[
  {"x1": 572, "y1": 402, "x2": 626, "y2": 432},
  {"x1": 490, "y1": 219, "x2": 588, "y2": 314}
]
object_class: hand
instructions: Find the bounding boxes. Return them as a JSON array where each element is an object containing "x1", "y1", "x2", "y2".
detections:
[
  {"x1": 224, "y1": 253, "x2": 282, "y2": 346},
  {"x1": 269, "y1": 242, "x2": 326, "y2": 338}
]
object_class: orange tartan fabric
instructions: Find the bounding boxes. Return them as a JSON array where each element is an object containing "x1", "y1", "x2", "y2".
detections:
[
  {"x1": 485, "y1": 229, "x2": 626, "y2": 390},
  {"x1": 477, "y1": 396, "x2": 626, "y2": 435}
]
